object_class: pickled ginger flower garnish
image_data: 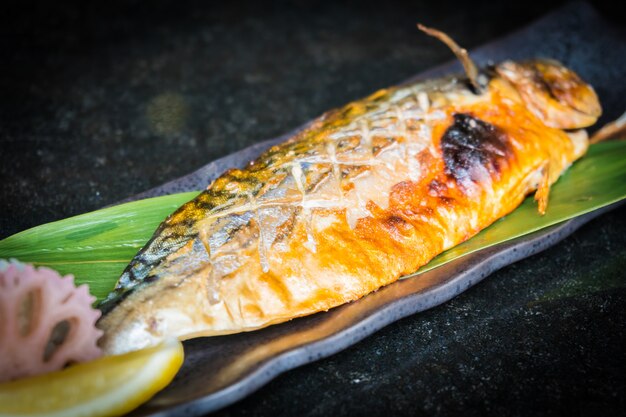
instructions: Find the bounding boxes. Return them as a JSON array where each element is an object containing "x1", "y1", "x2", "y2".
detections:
[{"x1": 0, "y1": 259, "x2": 103, "y2": 382}]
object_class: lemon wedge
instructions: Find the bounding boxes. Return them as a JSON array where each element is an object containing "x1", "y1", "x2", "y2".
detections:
[{"x1": 0, "y1": 339, "x2": 184, "y2": 417}]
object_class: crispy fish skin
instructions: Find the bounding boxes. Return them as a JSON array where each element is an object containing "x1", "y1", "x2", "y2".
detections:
[{"x1": 98, "y1": 59, "x2": 600, "y2": 354}]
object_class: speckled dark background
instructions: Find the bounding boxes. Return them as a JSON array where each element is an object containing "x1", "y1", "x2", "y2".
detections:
[
  {"x1": 1, "y1": 1, "x2": 625, "y2": 416},
  {"x1": 1, "y1": 0, "x2": 620, "y2": 236}
]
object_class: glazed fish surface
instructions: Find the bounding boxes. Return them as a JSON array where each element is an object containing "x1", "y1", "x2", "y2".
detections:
[{"x1": 98, "y1": 27, "x2": 601, "y2": 354}]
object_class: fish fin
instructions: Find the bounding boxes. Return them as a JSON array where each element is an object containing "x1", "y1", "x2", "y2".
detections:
[
  {"x1": 417, "y1": 23, "x2": 483, "y2": 93},
  {"x1": 590, "y1": 111, "x2": 626, "y2": 144},
  {"x1": 534, "y1": 161, "x2": 551, "y2": 216}
]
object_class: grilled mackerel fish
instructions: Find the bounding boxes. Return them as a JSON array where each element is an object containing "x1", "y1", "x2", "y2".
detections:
[{"x1": 98, "y1": 27, "x2": 601, "y2": 354}]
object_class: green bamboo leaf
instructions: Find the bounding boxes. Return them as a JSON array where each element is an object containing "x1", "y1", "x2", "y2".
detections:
[
  {"x1": 413, "y1": 141, "x2": 626, "y2": 274},
  {"x1": 1, "y1": 142, "x2": 625, "y2": 303},
  {"x1": 0, "y1": 192, "x2": 200, "y2": 301}
]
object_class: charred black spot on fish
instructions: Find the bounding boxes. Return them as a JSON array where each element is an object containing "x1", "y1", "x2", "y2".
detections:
[
  {"x1": 427, "y1": 179, "x2": 447, "y2": 196},
  {"x1": 440, "y1": 113, "x2": 510, "y2": 186},
  {"x1": 426, "y1": 180, "x2": 455, "y2": 206},
  {"x1": 438, "y1": 196, "x2": 455, "y2": 207},
  {"x1": 383, "y1": 214, "x2": 412, "y2": 237},
  {"x1": 385, "y1": 215, "x2": 407, "y2": 228}
]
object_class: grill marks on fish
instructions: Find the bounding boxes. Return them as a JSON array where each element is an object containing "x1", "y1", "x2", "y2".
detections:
[
  {"x1": 96, "y1": 50, "x2": 604, "y2": 354},
  {"x1": 101, "y1": 78, "x2": 475, "y2": 312},
  {"x1": 440, "y1": 113, "x2": 511, "y2": 188}
]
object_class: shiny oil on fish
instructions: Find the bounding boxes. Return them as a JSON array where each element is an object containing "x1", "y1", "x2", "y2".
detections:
[{"x1": 97, "y1": 26, "x2": 601, "y2": 354}]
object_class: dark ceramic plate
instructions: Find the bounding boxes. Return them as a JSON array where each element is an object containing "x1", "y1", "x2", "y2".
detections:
[{"x1": 126, "y1": 3, "x2": 625, "y2": 416}]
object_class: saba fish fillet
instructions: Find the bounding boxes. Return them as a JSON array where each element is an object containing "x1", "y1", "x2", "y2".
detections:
[{"x1": 97, "y1": 28, "x2": 601, "y2": 354}]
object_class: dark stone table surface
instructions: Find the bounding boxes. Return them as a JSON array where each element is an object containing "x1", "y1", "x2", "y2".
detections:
[{"x1": 1, "y1": 1, "x2": 625, "y2": 416}]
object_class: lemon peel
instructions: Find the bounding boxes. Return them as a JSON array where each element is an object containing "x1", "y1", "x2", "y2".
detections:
[{"x1": 0, "y1": 339, "x2": 184, "y2": 417}]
